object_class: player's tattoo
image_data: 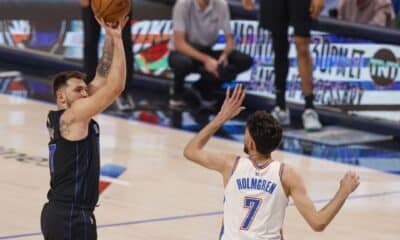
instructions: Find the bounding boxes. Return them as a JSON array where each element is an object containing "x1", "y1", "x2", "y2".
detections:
[
  {"x1": 96, "y1": 37, "x2": 114, "y2": 77},
  {"x1": 60, "y1": 119, "x2": 71, "y2": 137}
]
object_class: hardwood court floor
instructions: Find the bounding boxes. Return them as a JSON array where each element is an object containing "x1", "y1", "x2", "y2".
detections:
[{"x1": 0, "y1": 93, "x2": 399, "y2": 240}]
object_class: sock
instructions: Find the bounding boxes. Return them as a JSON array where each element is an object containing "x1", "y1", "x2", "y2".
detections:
[
  {"x1": 304, "y1": 94, "x2": 314, "y2": 110},
  {"x1": 276, "y1": 91, "x2": 286, "y2": 110}
]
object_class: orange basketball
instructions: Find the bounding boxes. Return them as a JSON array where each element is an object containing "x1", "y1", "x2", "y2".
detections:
[{"x1": 91, "y1": 0, "x2": 132, "y2": 23}]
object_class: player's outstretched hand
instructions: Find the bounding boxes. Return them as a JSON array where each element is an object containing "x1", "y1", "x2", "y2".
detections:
[
  {"x1": 215, "y1": 84, "x2": 246, "y2": 123},
  {"x1": 340, "y1": 171, "x2": 360, "y2": 196},
  {"x1": 95, "y1": 16, "x2": 129, "y2": 39}
]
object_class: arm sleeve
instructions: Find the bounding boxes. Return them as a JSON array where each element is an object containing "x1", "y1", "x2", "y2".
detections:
[
  {"x1": 220, "y1": 1, "x2": 232, "y2": 34},
  {"x1": 172, "y1": 0, "x2": 187, "y2": 32}
]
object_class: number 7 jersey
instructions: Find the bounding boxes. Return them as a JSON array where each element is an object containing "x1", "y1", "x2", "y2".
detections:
[{"x1": 220, "y1": 157, "x2": 288, "y2": 240}]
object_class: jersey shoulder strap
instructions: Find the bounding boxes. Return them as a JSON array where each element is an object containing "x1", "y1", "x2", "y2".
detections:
[{"x1": 47, "y1": 110, "x2": 65, "y2": 142}]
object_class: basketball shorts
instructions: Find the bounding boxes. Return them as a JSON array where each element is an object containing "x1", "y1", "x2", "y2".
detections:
[
  {"x1": 259, "y1": 0, "x2": 312, "y2": 37},
  {"x1": 41, "y1": 202, "x2": 97, "y2": 240}
]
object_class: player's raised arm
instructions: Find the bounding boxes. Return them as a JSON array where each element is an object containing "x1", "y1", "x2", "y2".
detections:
[
  {"x1": 87, "y1": 33, "x2": 114, "y2": 95},
  {"x1": 283, "y1": 165, "x2": 360, "y2": 231},
  {"x1": 183, "y1": 85, "x2": 246, "y2": 179},
  {"x1": 64, "y1": 17, "x2": 128, "y2": 122}
]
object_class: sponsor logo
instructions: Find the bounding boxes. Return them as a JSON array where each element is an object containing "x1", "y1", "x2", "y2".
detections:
[
  {"x1": 0, "y1": 71, "x2": 29, "y2": 97},
  {"x1": 369, "y1": 49, "x2": 399, "y2": 87}
]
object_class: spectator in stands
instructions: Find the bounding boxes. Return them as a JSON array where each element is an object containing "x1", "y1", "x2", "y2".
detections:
[
  {"x1": 242, "y1": 0, "x2": 325, "y2": 131},
  {"x1": 337, "y1": 0, "x2": 396, "y2": 26},
  {"x1": 168, "y1": 0, "x2": 253, "y2": 109},
  {"x1": 80, "y1": 0, "x2": 135, "y2": 111}
]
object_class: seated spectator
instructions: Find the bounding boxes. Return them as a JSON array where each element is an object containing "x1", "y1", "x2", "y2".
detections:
[
  {"x1": 168, "y1": 0, "x2": 253, "y2": 109},
  {"x1": 337, "y1": 0, "x2": 396, "y2": 26}
]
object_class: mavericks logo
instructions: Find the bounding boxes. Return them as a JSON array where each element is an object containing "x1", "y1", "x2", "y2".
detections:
[{"x1": 369, "y1": 49, "x2": 399, "y2": 87}]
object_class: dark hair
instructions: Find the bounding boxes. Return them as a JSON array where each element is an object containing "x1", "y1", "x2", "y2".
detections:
[
  {"x1": 52, "y1": 71, "x2": 86, "y2": 97},
  {"x1": 246, "y1": 111, "x2": 283, "y2": 155}
]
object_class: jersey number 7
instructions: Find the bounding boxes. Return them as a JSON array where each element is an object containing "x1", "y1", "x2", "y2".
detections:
[{"x1": 240, "y1": 197, "x2": 262, "y2": 230}]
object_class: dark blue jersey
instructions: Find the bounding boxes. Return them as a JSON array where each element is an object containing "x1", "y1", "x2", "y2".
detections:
[{"x1": 46, "y1": 110, "x2": 100, "y2": 210}]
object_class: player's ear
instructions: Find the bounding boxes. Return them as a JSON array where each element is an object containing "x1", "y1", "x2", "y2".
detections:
[
  {"x1": 249, "y1": 138, "x2": 256, "y2": 152},
  {"x1": 56, "y1": 90, "x2": 66, "y2": 104}
]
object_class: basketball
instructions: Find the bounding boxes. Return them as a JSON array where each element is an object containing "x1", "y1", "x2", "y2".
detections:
[{"x1": 91, "y1": 0, "x2": 132, "y2": 23}]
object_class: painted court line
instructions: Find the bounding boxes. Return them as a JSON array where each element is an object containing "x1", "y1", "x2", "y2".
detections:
[
  {"x1": 1, "y1": 191, "x2": 399, "y2": 239},
  {"x1": 100, "y1": 176, "x2": 130, "y2": 186}
]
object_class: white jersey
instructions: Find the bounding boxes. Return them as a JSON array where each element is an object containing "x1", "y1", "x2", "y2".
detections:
[{"x1": 220, "y1": 157, "x2": 288, "y2": 240}]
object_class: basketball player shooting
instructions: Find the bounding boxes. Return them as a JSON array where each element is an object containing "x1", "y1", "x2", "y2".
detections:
[
  {"x1": 40, "y1": 15, "x2": 128, "y2": 240},
  {"x1": 184, "y1": 84, "x2": 360, "y2": 240}
]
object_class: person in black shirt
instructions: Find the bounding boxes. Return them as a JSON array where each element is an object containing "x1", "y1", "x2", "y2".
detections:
[
  {"x1": 80, "y1": 0, "x2": 135, "y2": 111},
  {"x1": 241, "y1": 0, "x2": 324, "y2": 131},
  {"x1": 40, "y1": 16, "x2": 128, "y2": 240}
]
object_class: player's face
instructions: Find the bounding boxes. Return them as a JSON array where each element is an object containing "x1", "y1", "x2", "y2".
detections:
[{"x1": 64, "y1": 78, "x2": 89, "y2": 107}]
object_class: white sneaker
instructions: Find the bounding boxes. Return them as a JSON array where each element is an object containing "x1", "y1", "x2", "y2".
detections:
[
  {"x1": 271, "y1": 106, "x2": 290, "y2": 126},
  {"x1": 302, "y1": 109, "x2": 322, "y2": 131}
]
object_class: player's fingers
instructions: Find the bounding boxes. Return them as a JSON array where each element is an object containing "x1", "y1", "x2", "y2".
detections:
[
  {"x1": 225, "y1": 87, "x2": 231, "y2": 102},
  {"x1": 232, "y1": 84, "x2": 239, "y2": 100},
  {"x1": 236, "y1": 84, "x2": 244, "y2": 103},
  {"x1": 96, "y1": 16, "x2": 106, "y2": 27},
  {"x1": 234, "y1": 107, "x2": 246, "y2": 116},
  {"x1": 239, "y1": 87, "x2": 246, "y2": 104},
  {"x1": 229, "y1": 84, "x2": 238, "y2": 101},
  {"x1": 236, "y1": 84, "x2": 243, "y2": 102},
  {"x1": 121, "y1": 16, "x2": 129, "y2": 28}
]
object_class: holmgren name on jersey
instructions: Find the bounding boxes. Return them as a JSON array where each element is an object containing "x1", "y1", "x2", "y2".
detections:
[{"x1": 236, "y1": 177, "x2": 277, "y2": 194}]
